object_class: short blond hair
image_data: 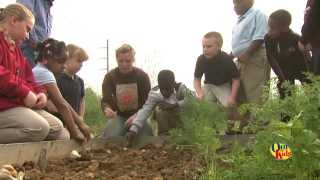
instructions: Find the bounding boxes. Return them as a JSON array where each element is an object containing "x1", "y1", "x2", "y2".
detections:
[
  {"x1": 0, "y1": 3, "x2": 34, "y2": 22},
  {"x1": 116, "y1": 44, "x2": 135, "y2": 58},
  {"x1": 204, "y1": 31, "x2": 223, "y2": 48},
  {"x1": 67, "y1": 44, "x2": 88, "y2": 61}
]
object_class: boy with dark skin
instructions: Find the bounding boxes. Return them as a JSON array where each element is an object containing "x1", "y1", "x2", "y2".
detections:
[
  {"x1": 232, "y1": 0, "x2": 270, "y2": 104},
  {"x1": 126, "y1": 70, "x2": 187, "y2": 145},
  {"x1": 265, "y1": 9, "x2": 309, "y2": 99}
]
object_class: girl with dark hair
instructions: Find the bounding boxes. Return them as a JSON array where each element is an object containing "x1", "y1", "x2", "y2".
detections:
[{"x1": 33, "y1": 38, "x2": 91, "y2": 143}]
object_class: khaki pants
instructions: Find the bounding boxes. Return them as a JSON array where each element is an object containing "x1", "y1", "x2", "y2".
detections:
[
  {"x1": 0, "y1": 107, "x2": 70, "y2": 144},
  {"x1": 153, "y1": 107, "x2": 181, "y2": 135},
  {"x1": 203, "y1": 83, "x2": 231, "y2": 107},
  {"x1": 203, "y1": 83, "x2": 248, "y2": 131},
  {"x1": 237, "y1": 48, "x2": 271, "y2": 104}
]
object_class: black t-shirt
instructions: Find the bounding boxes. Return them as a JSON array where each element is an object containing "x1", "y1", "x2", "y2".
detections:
[
  {"x1": 57, "y1": 73, "x2": 85, "y2": 114},
  {"x1": 194, "y1": 51, "x2": 240, "y2": 85},
  {"x1": 265, "y1": 30, "x2": 308, "y2": 78}
]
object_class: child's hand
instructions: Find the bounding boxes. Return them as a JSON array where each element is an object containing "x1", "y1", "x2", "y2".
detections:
[
  {"x1": 126, "y1": 130, "x2": 137, "y2": 147},
  {"x1": 78, "y1": 121, "x2": 92, "y2": 142},
  {"x1": 23, "y1": 91, "x2": 37, "y2": 108},
  {"x1": 298, "y1": 41, "x2": 312, "y2": 52},
  {"x1": 104, "y1": 107, "x2": 117, "y2": 119},
  {"x1": 227, "y1": 96, "x2": 237, "y2": 107},
  {"x1": 238, "y1": 53, "x2": 249, "y2": 64},
  {"x1": 195, "y1": 92, "x2": 204, "y2": 101},
  {"x1": 34, "y1": 93, "x2": 47, "y2": 109},
  {"x1": 70, "y1": 128, "x2": 86, "y2": 143},
  {"x1": 46, "y1": 100, "x2": 58, "y2": 112},
  {"x1": 158, "y1": 102, "x2": 179, "y2": 111},
  {"x1": 125, "y1": 113, "x2": 136, "y2": 128}
]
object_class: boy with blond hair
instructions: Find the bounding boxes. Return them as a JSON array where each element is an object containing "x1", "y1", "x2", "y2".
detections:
[
  {"x1": 194, "y1": 32, "x2": 243, "y2": 134},
  {"x1": 57, "y1": 44, "x2": 88, "y2": 117},
  {"x1": 194, "y1": 32, "x2": 240, "y2": 107}
]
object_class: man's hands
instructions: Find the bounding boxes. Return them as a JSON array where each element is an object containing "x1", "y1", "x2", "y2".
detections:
[{"x1": 103, "y1": 107, "x2": 117, "y2": 119}]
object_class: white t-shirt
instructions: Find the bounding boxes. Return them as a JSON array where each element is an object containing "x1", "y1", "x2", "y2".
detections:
[{"x1": 32, "y1": 64, "x2": 56, "y2": 85}]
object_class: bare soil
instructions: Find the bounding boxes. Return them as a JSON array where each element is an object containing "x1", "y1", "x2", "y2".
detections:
[{"x1": 15, "y1": 144, "x2": 203, "y2": 180}]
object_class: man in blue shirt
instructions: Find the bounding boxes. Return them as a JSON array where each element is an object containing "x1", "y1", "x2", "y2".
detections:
[
  {"x1": 17, "y1": 0, "x2": 53, "y2": 67},
  {"x1": 232, "y1": 0, "x2": 270, "y2": 104}
]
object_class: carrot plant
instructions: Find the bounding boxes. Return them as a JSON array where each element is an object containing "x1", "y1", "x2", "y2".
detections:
[{"x1": 218, "y1": 75, "x2": 320, "y2": 179}]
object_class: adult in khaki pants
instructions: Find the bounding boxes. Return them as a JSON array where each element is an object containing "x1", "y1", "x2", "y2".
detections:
[
  {"x1": 232, "y1": 0, "x2": 270, "y2": 104},
  {"x1": 0, "y1": 4, "x2": 69, "y2": 144}
]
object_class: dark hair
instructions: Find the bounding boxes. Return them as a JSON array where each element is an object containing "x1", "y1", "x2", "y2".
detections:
[
  {"x1": 269, "y1": 9, "x2": 291, "y2": 27},
  {"x1": 158, "y1": 70, "x2": 175, "y2": 87},
  {"x1": 36, "y1": 38, "x2": 68, "y2": 63}
]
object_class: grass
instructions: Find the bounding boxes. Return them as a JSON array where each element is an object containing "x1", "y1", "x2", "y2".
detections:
[{"x1": 84, "y1": 88, "x2": 105, "y2": 135}]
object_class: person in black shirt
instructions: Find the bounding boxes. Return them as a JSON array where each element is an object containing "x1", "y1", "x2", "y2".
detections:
[
  {"x1": 299, "y1": 0, "x2": 320, "y2": 75},
  {"x1": 194, "y1": 32, "x2": 243, "y2": 133},
  {"x1": 194, "y1": 31, "x2": 240, "y2": 107},
  {"x1": 57, "y1": 44, "x2": 87, "y2": 117},
  {"x1": 265, "y1": 9, "x2": 310, "y2": 99}
]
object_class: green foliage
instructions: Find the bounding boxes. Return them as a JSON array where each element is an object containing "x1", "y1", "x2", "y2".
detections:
[
  {"x1": 218, "y1": 75, "x2": 320, "y2": 179},
  {"x1": 168, "y1": 93, "x2": 229, "y2": 179},
  {"x1": 169, "y1": 93, "x2": 227, "y2": 152},
  {"x1": 84, "y1": 88, "x2": 105, "y2": 135}
]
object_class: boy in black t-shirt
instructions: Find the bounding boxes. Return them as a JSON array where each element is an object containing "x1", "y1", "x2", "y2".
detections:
[
  {"x1": 57, "y1": 44, "x2": 88, "y2": 117},
  {"x1": 193, "y1": 32, "x2": 243, "y2": 133},
  {"x1": 194, "y1": 31, "x2": 240, "y2": 107},
  {"x1": 265, "y1": 9, "x2": 310, "y2": 99}
]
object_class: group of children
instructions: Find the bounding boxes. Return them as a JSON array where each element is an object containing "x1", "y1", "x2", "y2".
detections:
[
  {"x1": 0, "y1": 2, "x2": 316, "y2": 145},
  {"x1": 0, "y1": 4, "x2": 90, "y2": 144}
]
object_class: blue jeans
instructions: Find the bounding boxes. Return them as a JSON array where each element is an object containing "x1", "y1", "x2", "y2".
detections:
[{"x1": 100, "y1": 116, "x2": 153, "y2": 139}]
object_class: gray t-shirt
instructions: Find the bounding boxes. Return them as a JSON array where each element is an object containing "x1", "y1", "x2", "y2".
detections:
[{"x1": 32, "y1": 64, "x2": 56, "y2": 85}]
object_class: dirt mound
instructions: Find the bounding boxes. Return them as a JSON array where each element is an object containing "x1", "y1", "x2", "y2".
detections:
[{"x1": 15, "y1": 144, "x2": 202, "y2": 180}]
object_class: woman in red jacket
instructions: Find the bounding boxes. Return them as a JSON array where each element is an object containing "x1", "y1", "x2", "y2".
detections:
[{"x1": 0, "y1": 3, "x2": 69, "y2": 143}]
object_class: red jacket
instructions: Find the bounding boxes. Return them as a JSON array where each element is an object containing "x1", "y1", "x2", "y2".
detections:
[{"x1": 0, "y1": 32, "x2": 45, "y2": 111}]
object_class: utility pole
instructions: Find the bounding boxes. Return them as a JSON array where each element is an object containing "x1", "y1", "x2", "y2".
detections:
[
  {"x1": 106, "y1": 39, "x2": 109, "y2": 72},
  {"x1": 100, "y1": 39, "x2": 110, "y2": 72}
]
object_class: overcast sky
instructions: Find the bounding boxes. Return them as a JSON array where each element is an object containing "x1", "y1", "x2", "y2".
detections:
[{"x1": 1, "y1": 0, "x2": 306, "y2": 93}]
